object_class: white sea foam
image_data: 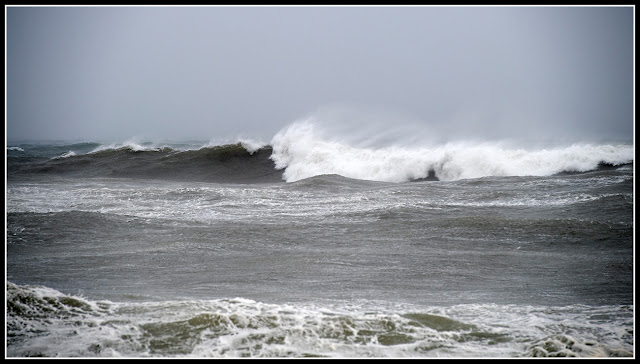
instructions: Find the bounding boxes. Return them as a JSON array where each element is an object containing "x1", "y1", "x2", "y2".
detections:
[
  {"x1": 270, "y1": 120, "x2": 634, "y2": 182},
  {"x1": 239, "y1": 138, "x2": 267, "y2": 154},
  {"x1": 6, "y1": 282, "x2": 633, "y2": 358},
  {"x1": 52, "y1": 151, "x2": 77, "y2": 159},
  {"x1": 200, "y1": 136, "x2": 268, "y2": 154},
  {"x1": 8, "y1": 146, "x2": 25, "y2": 152},
  {"x1": 89, "y1": 139, "x2": 164, "y2": 153}
]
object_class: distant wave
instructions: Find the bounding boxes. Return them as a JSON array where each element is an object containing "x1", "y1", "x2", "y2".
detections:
[
  {"x1": 88, "y1": 141, "x2": 173, "y2": 154},
  {"x1": 7, "y1": 142, "x2": 103, "y2": 160},
  {"x1": 52, "y1": 151, "x2": 77, "y2": 159},
  {"x1": 8, "y1": 142, "x2": 282, "y2": 184},
  {"x1": 270, "y1": 121, "x2": 634, "y2": 182}
]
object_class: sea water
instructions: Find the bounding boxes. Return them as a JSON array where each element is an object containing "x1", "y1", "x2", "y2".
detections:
[{"x1": 5, "y1": 122, "x2": 634, "y2": 358}]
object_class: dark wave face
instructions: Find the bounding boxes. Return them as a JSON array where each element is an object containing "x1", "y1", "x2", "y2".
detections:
[
  {"x1": 7, "y1": 142, "x2": 102, "y2": 159},
  {"x1": 7, "y1": 143, "x2": 283, "y2": 184}
]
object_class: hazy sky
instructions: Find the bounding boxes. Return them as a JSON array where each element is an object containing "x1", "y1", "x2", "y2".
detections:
[{"x1": 6, "y1": 5, "x2": 634, "y2": 144}]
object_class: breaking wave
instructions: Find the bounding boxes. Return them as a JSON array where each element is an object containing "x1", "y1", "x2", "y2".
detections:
[
  {"x1": 7, "y1": 122, "x2": 633, "y2": 183},
  {"x1": 6, "y1": 282, "x2": 633, "y2": 358},
  {"x1": 7, "y1": 141, "x2": 282, "y2": 184},
  {"x1": 270, "y1": 120, "x2": 633, "y2": 182}
]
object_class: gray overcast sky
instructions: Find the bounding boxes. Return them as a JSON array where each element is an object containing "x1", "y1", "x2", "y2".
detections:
[{"x1": 6, "y1": 5, "x2": 634, "y2": 144}]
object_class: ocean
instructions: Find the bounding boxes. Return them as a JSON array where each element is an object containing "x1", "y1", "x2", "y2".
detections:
[{"x1": 5, "y1": 122, "x2": 635, "y2": 358}]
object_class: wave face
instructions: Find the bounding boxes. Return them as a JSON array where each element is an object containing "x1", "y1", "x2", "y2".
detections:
[
  {"x1": 7, "y1": 141, "x2": 282, "y2": 184},
  {"x1": 7, "y1": 282, "x2": 633, "y2": 358},
  {"x1": 269, "y1": 120, "x2": 634, "y2": 182}
]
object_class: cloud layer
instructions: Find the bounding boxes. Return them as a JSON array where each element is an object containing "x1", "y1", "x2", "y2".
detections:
[{"x1": 6, "y1": 6, "x2": 634, "y2": 144}]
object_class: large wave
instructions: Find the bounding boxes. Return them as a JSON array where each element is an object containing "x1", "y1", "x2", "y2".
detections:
[
  {"x1": 7, "y1": 140, "x2": 282, "y2": 184},
  {"x1": 7, "y1": 120, "x2": 633, "y2": 184},
  {"x1": 269, "y1": 120, "x2": 634, "y2": 182}
]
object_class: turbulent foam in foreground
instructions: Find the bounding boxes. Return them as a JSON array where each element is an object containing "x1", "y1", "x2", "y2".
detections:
[{"x1": 6, "y1": 282, "x2": 633, "y2": 358}]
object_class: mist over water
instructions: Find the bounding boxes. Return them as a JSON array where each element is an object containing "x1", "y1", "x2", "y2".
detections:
[
  {"x1": 267, "y1": 108, "x2": 633, "y2": 183},
  {"x1": 7, "y1": 115, "x2": 633, "y2": 185}
]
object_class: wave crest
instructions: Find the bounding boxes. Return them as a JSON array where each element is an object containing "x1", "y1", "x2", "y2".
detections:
[
  {"x1": 270, "y1": 121, "x2": 633, "y2": 182},
  {"x1": 8, "y1": 142, "x2": 282, "y2": 184},
  {"x1": 7, "y1": 124, "x2": 634, "y2": 184}
]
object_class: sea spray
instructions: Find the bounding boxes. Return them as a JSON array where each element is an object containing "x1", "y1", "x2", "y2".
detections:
[
  {"x1": 7, "y1": 124, "x2": 633, "y2": 183},
  {"x1": 238, "y1": 138, "x2": 268, "y2": 155},
  {"x1": 270, "y1": 120, "x2": 633, "y2": 182},
  {"x1": 6, "y1": 282, "x2": 633, "y2": 358}
]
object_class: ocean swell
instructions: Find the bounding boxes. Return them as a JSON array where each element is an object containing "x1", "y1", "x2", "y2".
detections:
[
  {"x1": 7, "y1": 122, "x2": 633, "y2": 184},
  {"x1": 7, "y1": 142, "x2": 282, "y2": 184}
]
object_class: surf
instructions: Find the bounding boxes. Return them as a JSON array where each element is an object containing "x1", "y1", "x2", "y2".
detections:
[
  {"x1": 269, "y1": 119, "x2": 633, "y2": 183},
  {"x1": 7, "y1": 121, "x2": 633, "y2": 184},
  {"x1": 6, "y1": 282, "x2": 633, "y2": 358}
]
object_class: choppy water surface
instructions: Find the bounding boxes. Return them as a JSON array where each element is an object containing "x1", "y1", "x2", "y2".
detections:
[{"x1": 5, "y1": 137, "x2": 634, "y2": 358}]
